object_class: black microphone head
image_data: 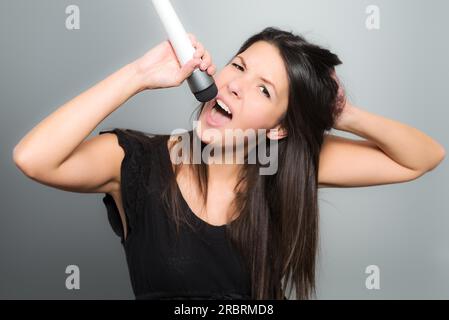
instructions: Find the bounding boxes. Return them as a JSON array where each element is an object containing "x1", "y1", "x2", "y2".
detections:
[{"x1": 194, "y1": 82, "x2": 218, "y2": 102}]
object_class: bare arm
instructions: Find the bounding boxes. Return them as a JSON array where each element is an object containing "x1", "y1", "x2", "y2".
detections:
[
  {"x1": 13, "y1": 62, "x2": 143, "y2": 188},
  {"x1": 319, "y1": 104, "x2": 446, "y2": 188},
  {"x1": 12, "y1": 34, "x2": 213, "y2": 195}
]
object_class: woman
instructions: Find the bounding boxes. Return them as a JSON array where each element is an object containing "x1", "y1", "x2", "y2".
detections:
[{"x1": 13, "y1": 27, "x2": 445, "y2": 300}]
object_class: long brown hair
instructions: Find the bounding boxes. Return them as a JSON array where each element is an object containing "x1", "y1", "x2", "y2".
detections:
[{"x1": 161, "y1": 27, "x2": 345, "y2": 300}]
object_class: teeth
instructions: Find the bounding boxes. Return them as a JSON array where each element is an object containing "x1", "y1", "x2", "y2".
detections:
[{"x1": 216, "y1": 99, "x2": 232, "y2": 115}]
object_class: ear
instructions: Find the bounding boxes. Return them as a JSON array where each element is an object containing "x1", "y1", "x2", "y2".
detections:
[{"x1": 266, "y1": 124, "x2": 288, "y2": 140}]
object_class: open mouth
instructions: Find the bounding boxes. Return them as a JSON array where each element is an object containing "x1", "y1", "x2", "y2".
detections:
[
  {"x1": 205, "y1": 98, "x2": 233, "y2": 127},
  {"x1": 212, "y1": 99, "x2": 233, "y2": 120}
]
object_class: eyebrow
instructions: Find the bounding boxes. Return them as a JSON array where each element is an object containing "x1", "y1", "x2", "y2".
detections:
[{"x1": 235, "y1": 55, "x2": 277, "y2": 97}]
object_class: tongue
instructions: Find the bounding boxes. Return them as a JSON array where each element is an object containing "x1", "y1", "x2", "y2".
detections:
[{"x1": 210, "y1": 105, "x2": 232, "y2": 126}]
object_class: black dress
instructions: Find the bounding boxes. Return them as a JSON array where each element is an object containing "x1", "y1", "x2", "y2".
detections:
[{"x1": 99, "y1": 128, "x2": 252, "y2": 300}]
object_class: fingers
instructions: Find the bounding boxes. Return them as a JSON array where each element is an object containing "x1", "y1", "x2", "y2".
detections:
[
  {"x1": 188, "y1": 33, "x2": 203, "y2": 58},
  {"x1": 329, "y1": 68, "x2": 347, "y2": 110},
  {"x1": 197, "y1": 46, "x2": 216, "y2": 75},
  {"x1": 188, "y1": 33, "x2": 216, "y2": 76},
  {"x1": 206, "y1": 64, "x2": 216, "y2": 76},
  {"x1": 176, "y1": 57, "x2": 201, "y2": 85},
  {"x1": 187, "y1": 33, "x2": 197, "y2": 45},
  {"x1": 193, "y1": 40, "x2": 205, "y2": 59}
]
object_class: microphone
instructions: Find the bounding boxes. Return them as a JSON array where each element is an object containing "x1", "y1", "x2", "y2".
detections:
[{"x1": 151, "y1": 0, "x2": 218, "y2": 102}]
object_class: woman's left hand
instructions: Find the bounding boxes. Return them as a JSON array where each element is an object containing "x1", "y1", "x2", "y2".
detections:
[{"x1": 330, "y1": 70, "x2": 357, "y2": 131}]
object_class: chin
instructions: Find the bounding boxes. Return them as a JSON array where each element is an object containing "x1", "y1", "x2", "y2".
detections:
[{"x1": 194, "y1": 118, "x2": 227, "y2": 146}]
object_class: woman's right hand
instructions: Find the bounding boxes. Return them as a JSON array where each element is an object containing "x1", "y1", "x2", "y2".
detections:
[{"x1": 133, "y1": 33, "x2": 216, "y2": 91}]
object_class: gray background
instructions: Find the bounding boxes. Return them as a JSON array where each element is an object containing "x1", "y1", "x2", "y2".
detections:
[{"x1": 1, "y1": 0, "x2": 448, "y2": 299}]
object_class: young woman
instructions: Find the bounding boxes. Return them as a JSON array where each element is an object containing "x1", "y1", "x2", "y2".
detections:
[{"x1": 13, "y1": 27, "x2": 445, "y2": 300}]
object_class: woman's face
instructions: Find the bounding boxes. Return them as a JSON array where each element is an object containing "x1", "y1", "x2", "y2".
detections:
[{"x1": 196, "y1": 41, "x2": 290, "y2": 145}]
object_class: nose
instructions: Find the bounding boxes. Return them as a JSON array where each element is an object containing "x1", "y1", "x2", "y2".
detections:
[{"x1": 227, "y1": 80, "x2": 241, "y2": 99}]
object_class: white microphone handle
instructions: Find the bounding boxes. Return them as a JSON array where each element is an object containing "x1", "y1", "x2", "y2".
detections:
[{"x1": 152, "y1": 0, "x2": 195, "y2": 66}]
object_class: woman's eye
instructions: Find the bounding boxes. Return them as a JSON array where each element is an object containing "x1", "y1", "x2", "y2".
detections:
[
  {"x1": 260, "y1": 86, "x2": 271, "y2": 98},
  {"x1": 231, "y1": 62, "x2": 244, "y2": 71},
  {"x1": 231, "y1": 62, "x2": 271, "y2": 99}
]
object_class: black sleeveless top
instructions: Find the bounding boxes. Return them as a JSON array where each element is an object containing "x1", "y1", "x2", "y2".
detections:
[{"x1": 99, "y1": 128, "x2": 252, "y2": 300}]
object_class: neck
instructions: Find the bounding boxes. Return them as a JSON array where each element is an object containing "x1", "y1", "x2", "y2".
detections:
[{"x1": 207, "y1": 162, "x2": 243, "y2": 186}]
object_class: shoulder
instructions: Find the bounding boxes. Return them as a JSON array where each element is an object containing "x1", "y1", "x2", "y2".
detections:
[
  {"x1": 99, "y1": 128, "x2": 170, "y2": 191},
  {"x1": 99, "y1": 128, "x2": 169, "y2": 153}
]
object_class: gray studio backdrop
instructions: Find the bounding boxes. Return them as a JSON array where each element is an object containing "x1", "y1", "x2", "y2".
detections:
[{"x1": 1, "y1": 0, "x2": 448, "y2": 299}]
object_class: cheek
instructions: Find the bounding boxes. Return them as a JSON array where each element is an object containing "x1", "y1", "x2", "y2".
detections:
[
  {"x1": 237, "y1": 107, "x2": 276, "y2": 130},
  {"x1": 214, "y1": 69, "x2": 230, "y2": 87}
]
